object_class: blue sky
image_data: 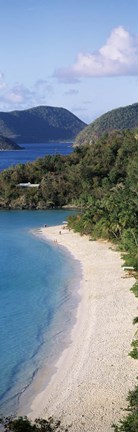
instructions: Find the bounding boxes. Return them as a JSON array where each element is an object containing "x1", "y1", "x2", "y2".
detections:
[{"x1": 1, "y1": 0, "x2": 138, "y2": 123}]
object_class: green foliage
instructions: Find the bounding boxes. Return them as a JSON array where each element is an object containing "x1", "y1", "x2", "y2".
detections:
[
  {"x1": 131, "y1": 283, "x2": 138, "y2": 298},
  {"x1": 112, "y1": 385, "x2": 138, "y2": 431},
  {"x1": 0, "y1": 416, "x2": 68, "y2": 432},
  {"x1": 0, "y1": 129, "x2": 137, "y2": 213},
  {"x1": 129, "y1": 340, "x2": 138, "y2": 359},
  {"x1": 133, "y1": 317, "x2": 138, "y2": 325}
]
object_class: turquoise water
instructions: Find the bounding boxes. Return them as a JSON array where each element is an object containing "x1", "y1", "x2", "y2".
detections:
[{"x1": 0, "y1": 210, "x2": 80, "y2": 415}]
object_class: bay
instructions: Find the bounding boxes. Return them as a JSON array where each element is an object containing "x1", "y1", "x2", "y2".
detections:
[
  {"x1": 0, "y1": 142, "x2": 74, "y2": 171},
  {"x1": 0, "y1": 209, "x2": 80, "y2": 416}
]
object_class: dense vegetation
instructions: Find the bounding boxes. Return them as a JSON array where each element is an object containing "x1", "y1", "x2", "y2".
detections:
[
  {"x1": 0, "y1": 106, "x2": 86, "y2": 143},
  {"x1": 67, "y1": 133, "x2": 138, "y2": 269},
  {"x1": 74, "y1": 102, "x2": 138, "y2": 146},
  {"x1": 0, "y1": 135, "x2": 21, "y2": 150},
  {"x1": 0, "y1": 128, "x2": 137, "y2": 430},
  {"x1": 0, "y1": 416, "x2": 68, "y2": 432},
  {"x1": 0, "y1": 129, "x2": 137, "y2": 216}
]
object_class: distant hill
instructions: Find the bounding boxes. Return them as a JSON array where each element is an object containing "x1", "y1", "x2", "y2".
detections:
[
  {"x1": 0, "y1": 106, "x2": 86, "y2": 144},
  {"x1": 0, "y1": 135, "x2": 21, "y2": 150},
  {"x1": 74, "y1": 103, "x2": 138, "y2": 146}
]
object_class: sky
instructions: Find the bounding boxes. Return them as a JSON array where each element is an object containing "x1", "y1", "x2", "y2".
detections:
[{"x1": 1, "y1": 0, "x2": 138, "y2": 123}]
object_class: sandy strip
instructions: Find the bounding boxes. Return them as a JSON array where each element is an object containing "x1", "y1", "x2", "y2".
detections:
[{"x1": 28, "y1": 225, "x2": 137, "y2": 431}]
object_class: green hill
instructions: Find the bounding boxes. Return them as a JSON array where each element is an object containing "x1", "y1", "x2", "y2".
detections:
[
  {"x1": 74, "y1": 103, "x2": 138, "y2": 146},
  {"x1": 0, "y1": 106, "x2": 86, "y2": 144},
  {"x1": 0, "y1": 129, "x2": 137, "y2": 210},
  {"x1": 0, "y1": 135, "x2": 21, "y2": 150}
]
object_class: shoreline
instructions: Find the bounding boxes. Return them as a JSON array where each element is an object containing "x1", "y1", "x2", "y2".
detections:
[{"x1": 27, "y1": 225, "x2": 137, "y2": 431}]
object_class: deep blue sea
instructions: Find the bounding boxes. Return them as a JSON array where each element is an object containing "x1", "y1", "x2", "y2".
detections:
[
  {"x1": 0, "y1": 210, "x2": 80, "y2": 416},
  {"x1": 0, "y1": 142, "x2": 73, "y2": 171}
]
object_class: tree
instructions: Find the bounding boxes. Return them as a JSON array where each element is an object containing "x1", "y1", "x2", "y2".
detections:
[{"x1": 0, "y1": 416, "x2": 68, "y2": 432}]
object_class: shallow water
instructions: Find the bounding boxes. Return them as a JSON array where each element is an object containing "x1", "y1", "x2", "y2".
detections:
[{"x1": 0, "y1": 210, "x2": 80, "y2": 415}]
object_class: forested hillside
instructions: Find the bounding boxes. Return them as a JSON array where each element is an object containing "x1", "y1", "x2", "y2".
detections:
[
  {"x1": 0, "y1": 130, "x2": 137, "y2": 267},
  {"x1": 75, "y1": 103, "x2": 138, "y2": 146},
  {"x1": 0, "y1": 105, "x2": 86, "y2": 143}
]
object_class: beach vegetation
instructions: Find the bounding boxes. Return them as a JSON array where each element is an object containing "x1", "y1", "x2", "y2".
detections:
[
  {"x1": 129, "y1": 339, "x2": 138, "y2": 359},
  {"x1": 112, "y1": 384, "x2": 138, "y2": 431},
  {"x1": 131, "y1": 282, "x2": 138, "y2": 298},
  {"x1": 133, "y1": 317, "x2": 138, "y2": 325},
  {"x1": 0, "y1": 416, "x2": 68, "y2": 432}
]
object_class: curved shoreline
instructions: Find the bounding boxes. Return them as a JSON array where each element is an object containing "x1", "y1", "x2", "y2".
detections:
[{"x1": 28, "y1": 225, "x2": 137, "y2": 431}]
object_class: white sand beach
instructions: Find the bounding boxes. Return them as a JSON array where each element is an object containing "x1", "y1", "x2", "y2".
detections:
[{"x1": 28, "y1": 225, "x2": 137, "y2": 431}]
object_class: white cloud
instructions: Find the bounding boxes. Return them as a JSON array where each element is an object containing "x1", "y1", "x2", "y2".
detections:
[
  {"x1": 0, "y1": 75, "x2": 54, "y2": 111},
  {"x1": 55, "y1": 26, "x2": 138, "y2": 80},
  {"x1": 2, "y1": 83, "x2": 34, "y2": 108}
]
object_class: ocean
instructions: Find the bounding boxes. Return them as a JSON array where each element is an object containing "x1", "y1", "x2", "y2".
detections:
[
  {"x1": 0, "y1": 142, "x2": 73, "y2": 171},
  {"x1": 0, "y1": 210, "x2": 80, "y2": 416}
]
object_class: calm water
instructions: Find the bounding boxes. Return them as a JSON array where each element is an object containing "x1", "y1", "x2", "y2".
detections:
[
  {"x1": 0, "y1": 210, "x2": 80, "y2": 415},
  {"x1": 0, "y1": 142, "x2": 73, "y2": 171}
]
